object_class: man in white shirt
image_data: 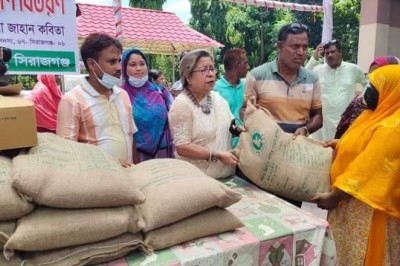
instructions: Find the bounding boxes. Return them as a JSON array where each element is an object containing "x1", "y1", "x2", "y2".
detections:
[{"x1": 305, "y1": 40, "x2": 367, "y2": 140}]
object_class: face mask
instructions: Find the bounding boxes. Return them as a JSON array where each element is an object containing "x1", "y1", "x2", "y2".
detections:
[
  {"x1": 362, "y1": 84, "x2": 379, "y2": 110},
  {"x1": 91, "y1": 60, "x2": 120, "y2": 89},
  {"x1": 128, "y1": 74, "x2": 148, "y2": 88}
]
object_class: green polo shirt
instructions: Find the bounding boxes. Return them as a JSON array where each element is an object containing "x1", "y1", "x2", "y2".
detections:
[{"x1": 214, "y1": 76, "x2": 245, "y2": 148}]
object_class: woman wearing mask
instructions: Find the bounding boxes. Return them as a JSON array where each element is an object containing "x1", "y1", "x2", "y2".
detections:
[
  {"x1": 168, "y1": 49, "x2": 241, "y2": 179},
  {"x1": 335, "y1": 56, "x2": 400, "y2": 138},
  {"x1": 121, "y1": 48, "x2": 174, "y2": 162},
  {"x1": 312, "y1": 65, "x2": 400, "y2": 265}
]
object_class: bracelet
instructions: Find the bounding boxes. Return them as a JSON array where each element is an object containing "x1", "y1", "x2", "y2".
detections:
[
  {"x1": 210, "y1": 149, "x2": 218, "y2": 163},
  {"x1": 301, "y1": 126, "x2": 309, "y2": 137}
]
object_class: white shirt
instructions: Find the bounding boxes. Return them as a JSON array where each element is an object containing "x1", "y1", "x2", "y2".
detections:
[{"x1": 306, "y1": 57, "x2": 367, "y2": 140}]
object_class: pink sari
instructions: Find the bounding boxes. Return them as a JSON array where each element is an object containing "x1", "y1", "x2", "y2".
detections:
[{"x1": 29, "y1": 75, "x2": 62, "y2": 132}]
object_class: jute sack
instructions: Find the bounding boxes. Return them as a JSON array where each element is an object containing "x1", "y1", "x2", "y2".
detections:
[
  {"x1": 237, "y1": 98, "x2": 331, "y2": 202},
  {"x1": 0, "y1": 220, "x2": 15, "y2": 249},
  {"x1": 11, "y1": 133, "x2": 145, "y2": 208},
  {"x1": 21, "y1": 233, "x2": 152, "y2": 266},
  {"x1": 0, "y1": 156, "x2": 34, "y2": 221},
  {"x1": 145, "y1": 207, "x2": 244, "y2": 250},
  {"x1": 0, "y1": 254, "x2": 22, "y2": 266},
  {"x1": 3, "y1": 206, "x2": 144, "y2": 259},
  {"x1": 127, "y1": 159, "x2": 242, "y2": 232}
]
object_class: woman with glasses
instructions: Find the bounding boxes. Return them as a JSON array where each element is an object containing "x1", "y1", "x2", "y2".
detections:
[
  {"x1": 312, "y1": 65, "x2": 400, "y2": 265},
  {"x1": 168, "y1": 49, "x2": 241, "y2": 179},
  {"x1": 121, "y1": 48, "x2": 174, "y2": 162}
]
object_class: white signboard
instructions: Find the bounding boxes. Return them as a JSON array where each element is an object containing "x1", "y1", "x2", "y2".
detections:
[{"x1": 0, "y1": 0, "x2": 79, "y2": 74}]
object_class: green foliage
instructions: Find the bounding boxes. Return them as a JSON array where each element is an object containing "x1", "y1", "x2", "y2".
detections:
[
  {"x1": 8, "y1": 75, "x2": 36, "y2": 90},
  {"x1": 189, "y1": 0, "x2": 360, "y2": 68},
  {"x1": 128, "y1": 0, "x2": 166, "y2": 10},
  {"x1": 332, "y1": 0, "x2": 361, "y2": 62}
]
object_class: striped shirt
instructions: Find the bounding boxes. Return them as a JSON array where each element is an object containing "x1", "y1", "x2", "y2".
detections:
[
  {"x1": 244, "y1": 60, "x2": 321, "y2": 131},
  {"x1": 56, "y1": 77, "x2": 137, "y2": 163}
]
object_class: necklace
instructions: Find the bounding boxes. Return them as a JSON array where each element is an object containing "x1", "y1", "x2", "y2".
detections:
[{"x1": 185, "y1": 89, "x2": 212, "y2": 114}]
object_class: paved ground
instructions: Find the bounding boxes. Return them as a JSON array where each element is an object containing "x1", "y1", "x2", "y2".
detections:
[{"x1": 302, "y1": 202, "x2": 328, "y2": 220}]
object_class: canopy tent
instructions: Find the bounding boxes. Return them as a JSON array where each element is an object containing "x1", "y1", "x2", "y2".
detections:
[{"x1": 76, "y1": 4, "x2": 224, "y2": 56}]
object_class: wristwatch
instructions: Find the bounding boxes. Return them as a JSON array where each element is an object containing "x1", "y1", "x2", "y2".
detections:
[
  {"x1": 210, "y1": 149, "x2": 218, "y2": 163},
  {"x1": 301, "y1": 126, "x2": 310, "y2": 137}
]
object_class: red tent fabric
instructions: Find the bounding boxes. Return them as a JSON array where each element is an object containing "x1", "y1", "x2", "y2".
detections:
[{"x1": 76, "y1": 4, "x2": 223, "y2": 55}]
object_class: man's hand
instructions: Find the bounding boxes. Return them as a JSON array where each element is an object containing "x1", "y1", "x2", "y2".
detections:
[
  {"x1": 292, "y1": 127, "x2": 307, "y2": 140},
  {"x1": 313, "y1": 43, "x2": 324, "y2": 60}
]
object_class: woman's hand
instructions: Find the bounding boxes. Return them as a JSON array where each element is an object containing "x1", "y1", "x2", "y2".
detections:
[
  {"x1": 217, "y1": 151, "x2": 239, "y2": 166},
  {"x1": 322, "y1": 139, "x2": 339, "y2": 149},
  {"x1": 310, "y1": 188, "x2": 350, "y2": 210}
]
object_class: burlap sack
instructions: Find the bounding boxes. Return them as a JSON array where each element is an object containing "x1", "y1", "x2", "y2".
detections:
[
  {"x1": 20, "y1": 233, "x2": 151, "y2": 266},
  {"x1": 11, "y1": 133, "x2": 145, "y2": 208},
  {"x1": 127, "y1": 159, "x2": 242, "y2": 232},
  {"x1": 237, "y1": 98, "x2": 331, "y2": 202},
  {"x1": 3, "y1": 206, "x2": 144, "y2": 259},
  {"x1": 145, "y1": 207, "x2": 244, "y2": 250},
  {"x1": 0, "y1": 220, "x2": 15, "y2": 249},
  {"x1": 0, "y1": 156, "x2": 34, "y2": 221},
  {"x1": 0, "y1": 254, "x2": 22, "y2": 266}
]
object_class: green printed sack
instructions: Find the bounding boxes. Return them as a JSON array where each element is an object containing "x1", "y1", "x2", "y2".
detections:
[{"x1": 237, "y1": 98, "x2": 331, "y2": 202}]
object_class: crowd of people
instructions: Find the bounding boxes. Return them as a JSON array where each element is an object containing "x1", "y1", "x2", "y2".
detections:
[{"x1": 2, "y1": 21, "x2": 400, "y2": 265}]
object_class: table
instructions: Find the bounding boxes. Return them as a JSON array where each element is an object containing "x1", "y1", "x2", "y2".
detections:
[{"x1": 107, "y1": 176, "x2": 337, "y2": 266}]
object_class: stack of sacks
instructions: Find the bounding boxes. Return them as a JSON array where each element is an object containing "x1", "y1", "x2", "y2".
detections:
[
  {"x1": 3, "y1": 133, "x2": 151, "y2": 265},
  {"x1": 126, "y1": 159, "x2": 244, "y2": 250},
  {"x1": 237, "y1": 98, "x2": 332, "y2": 202},
  {"x1": 0, "y1": 156, "x2": 34, "y2": 253}
]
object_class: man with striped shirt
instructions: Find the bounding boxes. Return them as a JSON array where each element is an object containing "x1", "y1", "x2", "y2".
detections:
[
  {"x1": 242, "y1": 23, "x2": 323, "y2": 207},
  {"x1": 57, "y1": 33, "x2": 138, "y2": 166}
]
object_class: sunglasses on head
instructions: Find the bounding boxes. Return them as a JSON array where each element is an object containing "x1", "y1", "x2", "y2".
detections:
[
  {"x1": 323, "y1": 39, "x2": 339, "y2": 49},
  {"x1": 287, "y1": 23, "x2": 310, "y2": 34}
]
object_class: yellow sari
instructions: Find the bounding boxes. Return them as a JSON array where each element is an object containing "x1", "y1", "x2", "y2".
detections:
[{"x1": 329, "y1": 65, "x2": 400, "y2": 265}]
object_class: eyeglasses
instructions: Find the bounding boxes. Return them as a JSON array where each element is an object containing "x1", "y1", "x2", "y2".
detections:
[
  {"x1": 192, "y1": 66, "x2": 216, "y2": 75},
  {"x1": 288, "y1": 23, "x2": 310, "y2": 34}
]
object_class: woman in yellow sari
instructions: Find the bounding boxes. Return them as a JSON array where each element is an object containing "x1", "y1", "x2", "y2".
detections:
[{"x1": 311, "y1": 65, "x2": 400, "y2": 265}]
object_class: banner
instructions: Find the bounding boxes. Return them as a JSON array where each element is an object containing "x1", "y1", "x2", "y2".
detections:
[{"x1": 0, "y1": 0, "x2": 79, "y2": 74}]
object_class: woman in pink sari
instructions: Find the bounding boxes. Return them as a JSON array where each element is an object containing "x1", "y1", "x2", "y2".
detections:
[{"x1": 29, "y1": 75, "x2": 62, "y2": 133}]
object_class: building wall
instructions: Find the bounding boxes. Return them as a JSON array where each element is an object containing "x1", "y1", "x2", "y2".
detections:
[{"x1": 358, "y1": 0, "x2": 400, "y2": 72}]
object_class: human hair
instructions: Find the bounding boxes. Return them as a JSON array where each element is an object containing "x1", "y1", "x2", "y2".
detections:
[
  {"x1": 278, "y1": 23, "x2": 310, "y2": 42},
  {"x1": 0, "y1": 61, "x2": 7, "y2": 76},
  {"x1": 223, "y1": 48, "x2": 246, "y2": 71},
  {"x1": 80, "y1": 33, "x2": 122, "y2": 71},
  {"x1": 0, "y1": 47, "x2": 12, "y2": 62},
  {"x1": 148, "y1": 69, "x2": 163, "y2": 82},
  {"x1": 323, "y1": 39, "x2": 342, "y2": 52},
  {"x1": 179, "y1": 50, "x2": 190, "y2": 61},
  {"x1": 179, "y1": 49, "x2": 214, "y2": 88},
  {"x1": 121, "y1": 47, "x2": 148, "y2": 81}
]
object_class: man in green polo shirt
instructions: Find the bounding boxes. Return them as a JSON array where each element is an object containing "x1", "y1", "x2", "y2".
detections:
[
  {"x1": 242, "y1": 23, "x2": 323, "y2": 207},
  {"x1": 214, "y1": 48, "x2": 249, "y2": 148}
]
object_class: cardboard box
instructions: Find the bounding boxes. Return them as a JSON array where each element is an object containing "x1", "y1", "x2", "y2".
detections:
[{"x1": 0, "y1": 96, "x2": 37, "y2": 150}]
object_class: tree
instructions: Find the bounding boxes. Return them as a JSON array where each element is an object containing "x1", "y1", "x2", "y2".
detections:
[
  {"x1": 332, "y1": 0, "x2": 361, "y2": 63},
  {"x1": 189, "y1": 0, "x2": 361, "y2": 69},
  {"x1": 128, "y1": 0, "x2": 166, "y2": 10}
]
